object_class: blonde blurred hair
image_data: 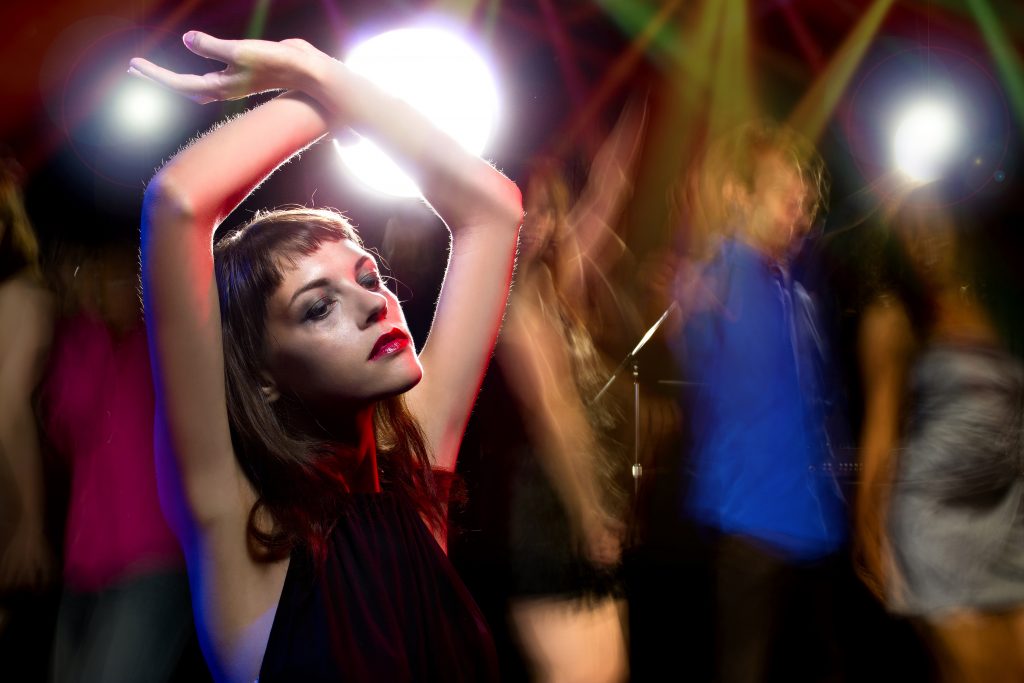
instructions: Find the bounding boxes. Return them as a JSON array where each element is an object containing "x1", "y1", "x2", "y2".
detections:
[
  {"x1": 676, "y1": 120, "x2": 828, "y2": 260},
  {"x1": 0, "y1": 156, "x2": 41, "y2": 281}
]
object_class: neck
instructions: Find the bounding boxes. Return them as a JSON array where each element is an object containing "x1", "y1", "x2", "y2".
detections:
[
  {"x1": 293, "y1": 402, "x2": 381, "y2": 494},
  {"x1": 337, "y1": 407, "x2": 380, "y2": 493},
  {"x1": 737, "y1": 233, "x2": 788, "y2": 269}
]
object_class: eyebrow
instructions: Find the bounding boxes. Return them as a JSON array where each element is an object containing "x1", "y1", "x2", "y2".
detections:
[{"x1": 287, "y1": 255, "x2": 373, "y2": 307}]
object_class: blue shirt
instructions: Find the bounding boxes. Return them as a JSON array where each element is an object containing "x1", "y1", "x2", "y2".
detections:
[{"x1": 674, "y1": 239, "x2": 846, "y2": 560}]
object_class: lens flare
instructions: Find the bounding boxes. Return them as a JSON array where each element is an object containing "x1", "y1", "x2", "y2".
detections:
[
  {"x1": 114, "y1": 78, "x2": 177, "y2": 137},
  {"x1": 335, "y1": 26, "x2": 500, "y2": 198},
  {"x1": 893, "y1": 99, "x2": 960, "y2": 183}
]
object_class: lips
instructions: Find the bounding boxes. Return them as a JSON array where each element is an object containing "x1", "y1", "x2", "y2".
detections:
[{"x1": 368, "y1": 328, "x2": 410, "y2": 360}]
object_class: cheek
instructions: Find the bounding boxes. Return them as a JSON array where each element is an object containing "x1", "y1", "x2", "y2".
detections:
[{"x1": 268, "y1": 326, "x2": 362, "y2": 396}]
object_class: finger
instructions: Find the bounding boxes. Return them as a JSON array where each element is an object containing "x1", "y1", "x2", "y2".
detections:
[
  {"x1": 128, "y1": 58, "x2": 220, "y2": 104},
  {"x1": 182, "y1": 31, "x2": 237, "y2": 63}
]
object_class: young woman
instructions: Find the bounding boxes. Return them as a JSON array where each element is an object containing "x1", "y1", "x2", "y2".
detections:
[
  {"x1": 42, "y1": 245, "x2": 193, "y2": 683},
  {"x1": 487, "y1": 101, "x2": 646, "y2": 683},
  {"x1": 856, "y1": 193, "x2": 1024, "y2": 682},
  {"x1": 130, "y1": 31, "x2": 522, "y2": 682},
  {"x1": 0, "y1": 156, "x2": 54, "y2": 612}
]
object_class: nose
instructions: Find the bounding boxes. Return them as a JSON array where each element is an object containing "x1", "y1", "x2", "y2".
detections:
[{"x1": 359, "y1": 289, "x2": 388, "y2": 328}]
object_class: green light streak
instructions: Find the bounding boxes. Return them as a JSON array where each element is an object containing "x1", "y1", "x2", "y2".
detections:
[
  {"x1": 482, "y1": 0, "x2": 501, "y2": 40},
  {"x1": 788, "y1": 0, "x2": 895, "y2": 141},
  {"x1": 595, "y1": 0, "x2": 688, "y2": 69},
  {"x1": 965, "y1": 0, "x2": 1024, "y2": 126},
  {"x1": 245, "y1": 0, "x2": 271, "y2": 39}
]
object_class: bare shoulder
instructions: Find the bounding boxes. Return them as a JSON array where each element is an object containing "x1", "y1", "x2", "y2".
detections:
[
  {"x1": 0, "y1": 274, "x2": 54, "y2": 350},
  {"x1": 860, "y1": 296, "x2": 913, "y2": 351},
  {"x1": 859, "y1": 295, "x2": 915, "y2": 378},
  {"x1": 0, "y1": 273, "x2": 53, "y2": 312}
]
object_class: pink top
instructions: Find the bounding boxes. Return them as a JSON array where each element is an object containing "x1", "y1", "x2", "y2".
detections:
[{"x1": 43, "y1": 313, "x2": 182, "y2": 591}]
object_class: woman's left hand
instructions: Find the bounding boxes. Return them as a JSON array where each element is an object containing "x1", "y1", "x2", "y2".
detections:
[{"x1": 129, "y1": 31, "x2": 329, "y2": 104}]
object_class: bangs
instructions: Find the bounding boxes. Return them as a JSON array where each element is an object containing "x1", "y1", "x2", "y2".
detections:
[{"x1": 214, "y1": 208, "x2": 360, "y2": 314}]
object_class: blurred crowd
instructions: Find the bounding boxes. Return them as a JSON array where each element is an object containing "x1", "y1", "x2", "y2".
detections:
[{"x1": 2, "y1": 90, "x2": 1023, "y2": 683}]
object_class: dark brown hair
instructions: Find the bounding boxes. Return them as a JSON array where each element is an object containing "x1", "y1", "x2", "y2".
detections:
[{"x1": 214, "y1": 207, "x2": 443, "y2": 562}]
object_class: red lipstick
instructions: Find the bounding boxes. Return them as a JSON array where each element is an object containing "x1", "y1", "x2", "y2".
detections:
[{"x1": 369, "y1": 328, "x2": 410, "y2": 360}]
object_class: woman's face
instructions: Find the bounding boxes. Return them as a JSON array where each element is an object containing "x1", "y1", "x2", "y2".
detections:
[{"x1": 261, "y1": 239, "x2": 423, "y2": 415}]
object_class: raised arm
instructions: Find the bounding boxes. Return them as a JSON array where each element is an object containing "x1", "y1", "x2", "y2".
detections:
[
  {"x1": 139, "y1": 87, "x2": 330, "y2": 529},
  {"x1": 295, "y1": 57, "x2": 524, "y2": 472},
  {"x1": 133, "y1": 33, "x2": 521, "y2": 498},
  {"x1": 558, "y1": 96, "x2": 647, "y2": 305},
  {"x1": 292, "y1": 53, "x2": 523, "y2": 473}
]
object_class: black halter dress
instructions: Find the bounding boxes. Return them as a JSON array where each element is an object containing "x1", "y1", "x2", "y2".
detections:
[{"x1": 258, "y1": 492, "x2": 498, "y2": 682}]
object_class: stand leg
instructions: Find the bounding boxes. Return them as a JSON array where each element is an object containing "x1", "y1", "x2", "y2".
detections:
[{"x1": 632, "y1": 362, "x2": 642, "y2": 496}]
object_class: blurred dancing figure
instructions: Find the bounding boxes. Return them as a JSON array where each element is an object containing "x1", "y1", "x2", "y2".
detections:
[
  {"x1": 856, "y1": 190, "x2": 1024, "y2": 683},
  {"x1": 42, "y1": 246, "x2": 194, "y2": 683},
  {"x1": 505, "y1": 100, "x2": 646, "y2": 683},
  {"x1": 669, "y1": 121, "x2": 847, "y2": 682},
  {"x1": 0, "y1": 156, "x2": 54, "y2": 620}
]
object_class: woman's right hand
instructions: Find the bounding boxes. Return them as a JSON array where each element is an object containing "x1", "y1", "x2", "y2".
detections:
[{"x1": 129, "y1": 31, "x2": 329, "y2": 104}]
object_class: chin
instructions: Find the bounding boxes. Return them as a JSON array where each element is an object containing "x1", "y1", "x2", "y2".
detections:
[{"x1": 388, "y1": 358, "x2": 424, "y2": 397}]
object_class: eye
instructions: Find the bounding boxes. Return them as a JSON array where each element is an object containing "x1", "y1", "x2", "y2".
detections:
[
  {"x1": 358, "y1": 271, "x2": 383, "y2": 291},
  {"x1": 304, "y1": 297, "x2": 335, "y2": 322}
]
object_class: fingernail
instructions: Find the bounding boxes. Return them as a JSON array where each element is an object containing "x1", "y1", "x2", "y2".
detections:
[{"x1": 183, "y1": 31, "x2": 196, "y2": 47}]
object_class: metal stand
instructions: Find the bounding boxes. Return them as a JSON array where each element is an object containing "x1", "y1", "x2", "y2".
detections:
[
  {"x1": 591, "y1": 303, "x2": 677, "y2": 506},
  {"x1": 631, "y1": 362, "x2": 642, "y2": 495},
  {"x1": 591, "y1": 302, "x2": 677, "y2": 406}
]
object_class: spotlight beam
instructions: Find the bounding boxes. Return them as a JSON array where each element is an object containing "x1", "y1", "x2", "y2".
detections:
[
  {"x1": 965, "y1": 0, "x2": 1024, "y2": 127},
  {"x1": 552, "y1": 0, "x2": 681, "y2": 156},
  {"x1": 707, "y1": 0, "x2": 756, "y2": 138},
  {"x1": 536, "y1": 0, "x2": 587, "y2": 109},
  {"x1": 427, "y1": 0, "x2": 483, "y2": 21},
  {"x1": 245, "y1": 0, "x2": 271, "y2": 38},
  {"x1": 787, "y1": 0, "x2": 896, "y2": 142},
  {"x1": 481, "y1": 0, "x2": 501, "y2": 39},
  {"x1": 595, "y1": 0, "x2": 691, "y2": 76},
  {"x1": 780, "y1": 2, "x2": 824, "y2": 73}
]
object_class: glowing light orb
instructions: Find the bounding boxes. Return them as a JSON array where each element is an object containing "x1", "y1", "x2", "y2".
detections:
[
  {"x1": 892, "y1": 99, "x2": 960, "y2": 183},
  {"x1": 336, "y1": 27, "x2": 500, "y2": 198},
  {"x1": 114, "y1": 78, "x2": 176, "y2": 136}
]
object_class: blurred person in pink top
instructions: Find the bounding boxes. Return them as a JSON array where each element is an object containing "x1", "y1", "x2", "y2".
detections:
[
  {"x1": 0, "y1": 155, "x2": 56, "y2": 677},
  {"x1": 42, "y1": 244, "x2": 194, "y2": 683}
]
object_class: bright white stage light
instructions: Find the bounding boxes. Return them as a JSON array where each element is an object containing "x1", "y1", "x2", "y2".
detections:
[
  {"x1": 336, "y1": 27, "x2": 500, "y2": 198},
  {"x1": 114, "y1": 78, "x2": 176, "y2": 136},
  {"x1": 892, "y1": 99, "x2": 960, "y2": 184}
]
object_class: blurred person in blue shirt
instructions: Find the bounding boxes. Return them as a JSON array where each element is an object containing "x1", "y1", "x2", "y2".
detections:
[{"x1": 670, "y1": 121, "x2": 847, "y2": 682}]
